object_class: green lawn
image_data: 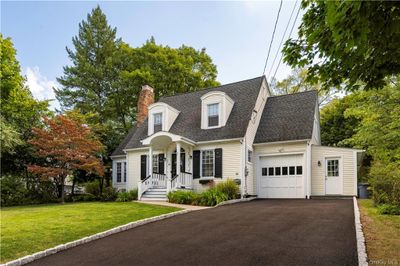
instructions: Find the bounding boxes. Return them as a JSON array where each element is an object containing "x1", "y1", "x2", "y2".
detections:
[
  {"x1": 0, "y1": 202, "x2": 181, "y2": 263},
  {"x1": 358, "y1": 199, "x2": 400, "y2": 264}
]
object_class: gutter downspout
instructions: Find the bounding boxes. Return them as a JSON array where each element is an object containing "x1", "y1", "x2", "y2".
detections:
[
  {"x1": 240, "y1": 138, "x2": 247, "y2": 198},
  {"x1": 306, "y1": 141, "x2": 312, "y2": 199}
]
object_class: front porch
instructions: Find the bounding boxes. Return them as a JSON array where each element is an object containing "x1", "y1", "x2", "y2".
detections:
[{"x1": 138, "y1": 132, "x2": 195, "y2": 200}]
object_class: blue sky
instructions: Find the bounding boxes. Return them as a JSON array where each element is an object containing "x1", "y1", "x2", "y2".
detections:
[{"x1": 1, "y1": 1, "x2": 303, "y2": 110}]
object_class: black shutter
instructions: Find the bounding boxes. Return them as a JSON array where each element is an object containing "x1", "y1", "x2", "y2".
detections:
[
  {"x1": 181, "y1": 153, "x2": 186, "y2": 173},
  {"x1": 214, "y1": 148, "x2": 222, "y2": 178},
  {"x1": 140, "y1": 155, "x2": 147, "y2": 180},
  {"x1": 193, "y1": 150, "x2": 201, "y2": 179},
  {"x1": 158, "y1": 154, "x2": 164, "y2": 174},
  {"x1": 172, "y1": 154, "x2": 176, "y2": 176}
]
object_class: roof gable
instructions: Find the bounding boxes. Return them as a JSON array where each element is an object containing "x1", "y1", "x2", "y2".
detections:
[{"x1": 254, "y1": 90, "x2": 318, "y2": 144}]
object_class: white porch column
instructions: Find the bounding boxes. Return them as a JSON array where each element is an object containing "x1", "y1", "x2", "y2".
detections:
[
  {"x1": 148, "y1": 146, "x2": 153, "y2": 177},
  {"x1": 165, "y1": 147, "x2": 172, "y2": 192},
  {"x1": 188, "y1": 146, "x2": 193, "y2": 173},
  {"x1": 176, "y1": 142, "x2": 181, "y2": 176}
]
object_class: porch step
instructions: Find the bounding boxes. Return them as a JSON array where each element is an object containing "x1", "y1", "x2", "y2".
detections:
[{"x1": 141, "y1": 188, "x2": 167, "y2": 201}]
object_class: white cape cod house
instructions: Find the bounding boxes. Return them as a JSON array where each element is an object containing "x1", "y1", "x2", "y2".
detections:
[{"x1": 111, "y1": 76, "x2": 363, "y2": 200}]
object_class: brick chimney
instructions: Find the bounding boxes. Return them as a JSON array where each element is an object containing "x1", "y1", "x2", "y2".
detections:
[{"x1": 136, "y1": 85, "x2": 154, "y2": 127}]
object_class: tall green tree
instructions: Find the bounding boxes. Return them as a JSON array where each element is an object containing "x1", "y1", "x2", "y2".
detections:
[
  {"x1": 56, "y1": 6, "x2": 121, "y2": 122},
  {"x1": 56, "y1": 6, "x2": 219, "y2": 155},
  {"x1": 283, "y1": 1, "x2": 400, "y2": 90},
  {"x1": 0, "y1": 34, "x2": 50, "y2": 174},
  {"x1": 320, "y1": 95, "x2": 360, "y2": 146},
  {"x1": 319, "y1": 80, "x2": 400, "y2": 207}
]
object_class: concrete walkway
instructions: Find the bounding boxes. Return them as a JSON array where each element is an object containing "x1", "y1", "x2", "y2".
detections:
[{"x1": 138, "y1": 200, "x2": 210, "y2": 211}]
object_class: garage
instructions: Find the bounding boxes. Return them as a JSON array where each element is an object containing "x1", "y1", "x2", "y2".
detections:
[{"x1": 258, "y1": 154, "x2": 305, "y2": 198}]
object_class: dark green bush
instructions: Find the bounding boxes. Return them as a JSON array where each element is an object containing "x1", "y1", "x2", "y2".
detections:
[
  {"x1": 116, "y1": 189, "x2": 138, "y2": 202},
  {"x1": 84, "y1": 180, "x2": 101, "y2": 196},
  {"x1": 1, "y1": 175, "x2": 28, "y2": 206},
  {"x1": 369, "y1": 164, "x2": 400, "y2": 208},
  {"x1": 377, "y1": 204, "x2": 400, "y2": 215},
  {"x1": 79, "y1": 194, "x2": 98, "y2": 202},
  {"x1": 100, "y1": 187, "x2": 118, "y2": 201},
  {"x1": 1, "y1": 175, "x2": 59, "y2": 206},
  {"x1": 129, "y1": 189, "x2": 138, "y2": 201},
  {"x1": 167, "y1": 190, "x2": 197, "y2": 204},
  {"x1": 167, "y1": 180, "x2": 240, "y2": 206}
]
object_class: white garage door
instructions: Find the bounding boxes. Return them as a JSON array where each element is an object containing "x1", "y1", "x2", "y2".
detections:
[{"x1": 258, "y1": 154, "x2": 304, "y2": 198}]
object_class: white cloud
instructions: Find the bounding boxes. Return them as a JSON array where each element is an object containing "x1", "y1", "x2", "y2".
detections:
[{"x1": 25, "y1": 66, "x2": 60, "y2": 110}]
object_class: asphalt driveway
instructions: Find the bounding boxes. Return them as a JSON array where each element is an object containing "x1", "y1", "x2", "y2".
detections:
[{"x1": 28, "y1": 199, "x2": 357, "y2": 266}]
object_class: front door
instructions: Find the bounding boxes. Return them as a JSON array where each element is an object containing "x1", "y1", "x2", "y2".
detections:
[
  {"x1": 325, "y1": 158, "x2": 342, "y2": 195},
  {"x1": 171, "y1": 152, "x2": 185, "y2": 176}
]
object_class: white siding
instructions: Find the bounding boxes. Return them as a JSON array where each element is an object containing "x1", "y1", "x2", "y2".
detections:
[
  {"x1": 126, "y1": 150, "x2": 144, "y2": 190},
  {"x1": 246, "y1": 159, "x2": 255, "y2": 195},
  {"x1": 310, "y1": 102, "x2": 321, "y2": 145},
  {"x1": 112, "y1": 157, "x2": 127, "y2": 191},
  {"x1": 244, "y1": 79, "x2": 269, "y2": 145},
  {"x1": 254, "y1": 142, "x2": 308, "y2": 155},
  {"x1": 311, "y1": 145, "x2": 357, "y2": 196},
  {"x1": 192, "y1": 141, "x2": 242, "y2": 193},
  {"x1": 242, "y1": 78, "x2": 270, "y2": 195}
]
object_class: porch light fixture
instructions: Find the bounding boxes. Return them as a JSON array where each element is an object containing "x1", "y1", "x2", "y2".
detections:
[{"x1": 318, "y1": 161, "x2": 321, "y2": 167}]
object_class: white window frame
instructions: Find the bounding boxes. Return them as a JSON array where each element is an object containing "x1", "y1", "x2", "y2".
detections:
[
  {"x1": 114, "y1": 160, "x2": 127, "y2": 184},
  {"x1": 116, "y1": 162, "x2": 122, "y2": 183},
  {"x1": 207, "y1": 103, "x2": 220, "y2": 128},
  {"x1": 200, "y1": 149, "x2": 215, "y2": 178},
  {"x1": 153, "y1": 112, "x2": 163, "y2": 132},
  {"x1": 326, "y1": 158, "x2": 340, "y2": 177}
]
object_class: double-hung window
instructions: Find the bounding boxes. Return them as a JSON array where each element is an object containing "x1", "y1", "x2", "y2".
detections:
[
  {"x1": 153, "y1": 113, "x2": 162, "y2": 133},
  {"x1": 207, "y1": 103, "x2": 219, "y2": 127},
  {"x1": 201, "y1": 150, "x2": 214, "y2": 177},
  {"x1": 116, "y1": 162, "x2": 122, "y2": 183}
]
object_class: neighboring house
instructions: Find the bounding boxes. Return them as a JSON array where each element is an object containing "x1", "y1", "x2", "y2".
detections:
[{"x1": 111, "y1": 76, "x2": 363, "y2": 200}]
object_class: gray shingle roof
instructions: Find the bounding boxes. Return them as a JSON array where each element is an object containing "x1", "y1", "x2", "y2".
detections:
[
  {"x1": 254, "y1": 90, "x2": 318, "y2": 143},
  {"x1": 110, "y1": 124, "x2": 137, "y2": 156},
  {"x1": 124, "y1": 76, "x2": 265, "y2": 150},
  {"x1": 111, "y1": 77, "x2": 318, "y2": 156}
]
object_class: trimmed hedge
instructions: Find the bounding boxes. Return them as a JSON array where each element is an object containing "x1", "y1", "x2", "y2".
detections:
[{"x1": 167, "y1": 179, "x2": 240, "y2": 206}]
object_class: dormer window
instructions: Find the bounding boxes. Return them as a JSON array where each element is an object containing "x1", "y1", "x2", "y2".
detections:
[
  {"x1": 207, "y1": 103, "x2": 219, "y2": 127},
  {"x1": 201, "y1": 91, "x2": 234, "y2": 130},
  {"x1": 153, "y1": 113, "x2": 162, "y2": 133},
  {"x1": 147, "y1": 102, "x2": 179, "y2": 136}
]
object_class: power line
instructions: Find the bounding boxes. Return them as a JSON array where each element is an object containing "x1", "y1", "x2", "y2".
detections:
[
  {"x1": 267, "y1": 0, "x2": 299, "y2": 79},
  {"x1": 262, "y1": 0, "x2": 283, "y2": 75},
  {"x1": 271, "y1": 3, "x2": 301, "y2": 82}
]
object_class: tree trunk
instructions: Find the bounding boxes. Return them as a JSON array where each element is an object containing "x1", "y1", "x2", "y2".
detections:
[{"x1": 71, "y1": 178, "x2": 76, "y2": 196}]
